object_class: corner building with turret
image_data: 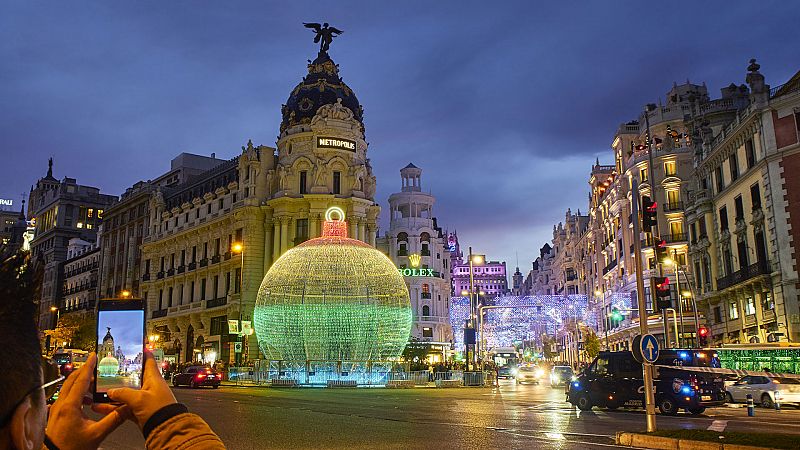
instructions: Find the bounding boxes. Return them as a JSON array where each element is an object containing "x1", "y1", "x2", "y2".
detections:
[{"x1": 141, "y1": 48, "x2": 380, "y2": 364}]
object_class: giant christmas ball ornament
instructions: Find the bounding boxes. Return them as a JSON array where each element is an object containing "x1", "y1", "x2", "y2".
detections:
[
  {"x1": 98, "y1": 355, "x2": 120, "y2": 377},
  {"x1": 254, "y1": 208, "x2": 411, "y2": 363}
]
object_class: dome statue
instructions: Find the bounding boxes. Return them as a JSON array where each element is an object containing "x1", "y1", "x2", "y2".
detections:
[{"x1": 98, "y1": 354, "x2": 120, "y2": 377}]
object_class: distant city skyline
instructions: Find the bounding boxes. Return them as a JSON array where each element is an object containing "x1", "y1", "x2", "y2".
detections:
[{"x1": 3, "y1": 1, "x2": 799, "y2": 270}]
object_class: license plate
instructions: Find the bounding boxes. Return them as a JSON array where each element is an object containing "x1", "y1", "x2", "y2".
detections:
[{"x1": 701, "y1": 395, "x2": 711, "y2": 401}]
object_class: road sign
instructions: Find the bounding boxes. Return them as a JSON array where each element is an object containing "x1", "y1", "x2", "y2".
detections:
[
  {"x1": 234, "y1": 342, "x2": 242, "y2": 353},
  {"x1": 639, "y1": 334, "x2": 659, "y2": 363}
]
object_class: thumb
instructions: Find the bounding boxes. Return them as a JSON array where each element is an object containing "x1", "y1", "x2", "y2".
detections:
[{"x1": 107, "y1": 388, "x2": 138, "y2": 406}]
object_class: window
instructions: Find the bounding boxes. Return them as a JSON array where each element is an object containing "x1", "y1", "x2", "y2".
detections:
[
  {"x1": 719, "y1": 206, "x2": 728, "y2": 231},
  {"x1": 729, "y1": 154, "x2": 739, "y2": 181},
  {"x1": 295, "y1": 219, "x2": 309, "y2": 243},
  {"x1": 192, "y1": 246, "x2": 197, "y2": 263},
  {"x1": 168, "y1": 287, "x2": 173, "y2": 307},
  {"x1": 716, "y1": 166, "x2": 725, "y2": 192},
  {"x1": 750, "y1": 183, "x2": 761, "y2": 210},
  {"x1": 158, "y1": 289, "x2": 164, "y2": 310},
  {"x1": 762, "y1": 291, "x2": 774, "y2": 311},
  {"x1": 729, "y1": 301, "x2": 739, "y2": 320},
  {"x1": 234, "y1": 268, "x2": 241, "y2": 293},
  {"x1": 299, "y1": 171, "x2": 307, "y2": 194},
  {"x1": 225, "y1": 272, "x2": 231, "y2": 294},
  {"x1": 213, "y1": 276, "x2": 219, "y2": 298},
  {"x1": 745, "y1": 295, "x2": 756, "y2": 315},
  {"x1": 639, "y1": 167, "x2": 648, "y2": 182},
  {"x1": 669, "y1": 221, "x2": 683, "y2": 239},
  {"x1": 713, "y1": 306, "x2": 722, "y2": 323},
  {"x1": 203, "y1": 242, "x2": 208, "y2": 259},
  {"x1": 422, "y1": 327, "x2": 433, "y2": 338},
  {"x1": 190, "y1": 281, "x2": 195, "y2": 303},
  {"x1": 664, "y1": 161, "x2": 676, "y2": 176},
  {"x1": 745, "y1": 138, "x2": 756, "y2": 169},
  {"x1": 667, "y1": 190, "x2": 680, "y2": 209},
  {"x1": 332, "y1": 171, "x2": 341, "y2": 194},
  {"x1": 218, "y1": 198, "x2": 224, "y2": 210},
  {"x1": 422, "y1": 305, "x2": 430, "y2": 316},
  {"x1": 593, "y1": 356, "x2": 609, "y2": 376},
  {"x1": 210, "y1": 316, "x2": 227, "y2": 336},
  {"x1": 200, "y1": 279, "x2": 207, "y2": 300},
  {"x1": 734, "y1": 196, "x2": 744, "y2": 220},
  {"x1": 215, "y1": 238, "x2": 221, "y2": 256}
]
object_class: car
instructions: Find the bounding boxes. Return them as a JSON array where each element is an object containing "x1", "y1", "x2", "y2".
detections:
[
  {"x1": 725, "y1": 375, "x2": 800, "y2": 408},
  {"x1": 497, "y1": 365, "x2": 516, "y2": 379},
  {"x1": 550, "y1": 366, "x2": 574, "y2": 387},
  {"x1": 516, "y1": 365, "x2": 544, "y2": 384},
  {"x1": 566, "y1": 350, "x2": 726, "y2": 415},
  {"x1": 172, "y1": 366, "x2": 221, "y2": 388}
]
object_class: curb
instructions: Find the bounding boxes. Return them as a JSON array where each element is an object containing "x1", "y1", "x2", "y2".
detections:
[{"x1": 615, "y1": 432, "x2": 779, "y2": 450}]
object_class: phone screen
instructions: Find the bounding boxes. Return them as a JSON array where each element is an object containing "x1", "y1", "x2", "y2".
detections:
[{"x1": 95, "y1": 308, "x2": 145, "y2": 394}]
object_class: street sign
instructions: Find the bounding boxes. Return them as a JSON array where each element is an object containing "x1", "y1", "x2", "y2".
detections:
[
  {"x1": 228, "y1": 320, "x2": 240, "y2": 334},
  {"x1": 638, "y1": 334, "x2": 659, "y2": 363},
  {"x1": 234, "y1": 342, "x2": 242, "y2": 353}
]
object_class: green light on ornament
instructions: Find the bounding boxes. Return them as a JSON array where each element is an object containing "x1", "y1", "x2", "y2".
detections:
[{"x1": 254, "y1": 207, "x2": 412, "y2": 366}]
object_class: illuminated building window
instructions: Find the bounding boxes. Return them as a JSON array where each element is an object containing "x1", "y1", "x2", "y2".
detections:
[
  {"x1": 729, "y1": 301, "x2": 739, "y2": 320},
  {"x1": 88, "y1": 208, "x2": 93, "y2": 218},
  {"x1": 664, "y1": 161, "x2": 676, "y2": 177},
  {"x1": 422, "y1": 327, "x2": 433, "y2": 338},
  {"x1": 639, "y1": 167, "x2": 648, "y2": 182},
  {"x1": 76, "y1": 222, "x2": 83, "y2": 229}
]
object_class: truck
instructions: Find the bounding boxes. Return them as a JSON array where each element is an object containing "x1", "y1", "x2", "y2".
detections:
[{"x1": 566, "y1": 349, "x2": 727, "y2": 415}]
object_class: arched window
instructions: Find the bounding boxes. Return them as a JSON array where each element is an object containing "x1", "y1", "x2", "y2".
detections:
[
  {"x1": 422, "y1": 305, "x2": 430, "y2": 317},
  {"x1": 397, "y1": 232, "x2": 408, "y2": 256}
]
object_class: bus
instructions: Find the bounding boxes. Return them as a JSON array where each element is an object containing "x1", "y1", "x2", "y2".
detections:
[
  {"x1": 52, "y1": 349, "x2": 89, "y2": 376},
  {"x1": 714, "y1": 343, "x2": 800, "y2": 373}
]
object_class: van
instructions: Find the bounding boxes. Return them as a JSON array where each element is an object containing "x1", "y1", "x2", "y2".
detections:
[{"x1": 566, "y1": 350, "x2": 726, "y2": 415}]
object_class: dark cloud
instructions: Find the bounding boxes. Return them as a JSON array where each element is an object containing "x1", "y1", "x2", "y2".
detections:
[{"x1": 2, "y1": 0, "x2": 799, "y2": 269}]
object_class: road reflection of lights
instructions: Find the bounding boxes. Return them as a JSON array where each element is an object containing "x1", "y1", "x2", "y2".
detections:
[{"x1": 545, "y1": 432, "x2": 565, "y2": 440}]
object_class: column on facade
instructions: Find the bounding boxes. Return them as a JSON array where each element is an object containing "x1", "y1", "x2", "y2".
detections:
[
  {"x1": 272, "y1": 219, "x2": 281, "y2": 261},
  {"x1": 279, "y1": 218, "x2": 289, "y2": 254},
  {"x1": 357, "y1": 219, "x2": 365, "y2": 242},
  {"x1": 263, "y1": 218, "x2": 273, "y2": 273},
  {"x1": 309, "y1": 213, "x2": 318, "y2": 238}
]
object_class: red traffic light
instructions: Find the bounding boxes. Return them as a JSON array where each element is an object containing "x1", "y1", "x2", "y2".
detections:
[{"x1": 698, "y1": 326, "x2": 709, "y2": 337}]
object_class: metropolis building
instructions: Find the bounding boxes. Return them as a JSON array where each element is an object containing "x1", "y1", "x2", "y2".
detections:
[
  {"x1": 141, "y1": 47, "x2": 380, "y2": 364},
  {"x1": 377, "y1": 164, "x2": 453, "y2": 355}
]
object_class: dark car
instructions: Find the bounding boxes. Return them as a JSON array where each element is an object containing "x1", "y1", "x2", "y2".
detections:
[
  {"x1": 498, "y1": 365, "x2": 516, "y2": 379},
  {"x1": 566, "y1": 350, "x2": 726, "y2": 415},
  {"x1": 172, "y1": 365, "x2": 221, "y2": 388}
]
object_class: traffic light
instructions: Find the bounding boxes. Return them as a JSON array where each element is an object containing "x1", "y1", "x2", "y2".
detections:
[
  {"x1": 698, "y1": 326, "x2": 709, "y2": 348},
  {"x1": 655, "y1": 238, "x2": 670, "y2": 265},
  {"x1": 653, "y1": 276, "x2": 671, "y2": 310},
  {"x1": 610, "y1": 307, "x2": 623, "y2": 321},
  {"x1": 642, "y1": 196, "x2": 658, "y2": 232}
]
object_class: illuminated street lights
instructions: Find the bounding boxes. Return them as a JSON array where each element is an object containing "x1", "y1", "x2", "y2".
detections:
[
  {"x1": 148, "y1": 333, "x2": 160, "y2": 350},
  {"x1": 120, "y1": 290, "x2": 131, "y2": 299},
  {"x1": 466, "y1": 248, "x2": 484, "y2": 370},
  {"x1": 231, "y1": 241, "x2": 245, "y2": 364}
]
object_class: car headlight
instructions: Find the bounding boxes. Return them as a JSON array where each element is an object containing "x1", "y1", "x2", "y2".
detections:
[
  {"x1": 511, "y1": 368, "x2": 518, "y2": 376},
  {"x1": 535, "y1": 369, "x2": 544, "y2": 378},
  {"x1": 552, "y1": 375, "x2": 560, "y2": 383}
]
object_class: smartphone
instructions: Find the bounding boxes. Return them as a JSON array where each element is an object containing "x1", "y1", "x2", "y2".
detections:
[{"x1": 94, "y1": 299, "x2": 146, "y2": 403}]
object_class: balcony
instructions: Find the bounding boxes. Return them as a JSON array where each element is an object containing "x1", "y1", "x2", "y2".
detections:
[
  {"x1": 745, "y1": 314, "x2": 757, "y2": 327},
  {"x1": 167, "y1": 268, "x2": 175, "y2": 276},
  {"x1": 664, "y1": 233, "x2": 688, "y2": 244},
  {"x1": 420, "y1": 248, "x2": 431, "y2": 257},
  {"x1": 224, "y1": 251, "x2": 232, "y2": 261},
  {"x1": 188, "y1": 262, "x2": 196, "y2": 271},
  {"x1": 151, "y1": 309, "x2": 168, "y2": 319},
  {"x1": 200, "y1": 258, "x2": 208, "y2": 268},
  {"x1": 156, "y1": 271, "x2": 165, "y2": 280},
  {"x1": 397, "y1": 249, "x2": 408, "y2": 257},
  {"x1": 716, "y1": 260, "x2": 772, "y2": 290},
  {"x1": 177, "y1": 265, "x2": 185, "y2": 274},
  {"x1": 142, "y1": 272, "x2": 150, "y2": 281},
  {"x1": 602, "y1": 259, "x2": 618, "y2": 275},
  {"x1": 206, "y1": 297, "x2": 227, "y2": 308},
  {"x1": 211, "y1": 255, "x2": 221, "y2": 264},
  {"x1": 663, "y1": 201, "x2": 684, "y2": 212},
  {"x1": 421, "y1": 293, "x2": 432, "y2": 299}
]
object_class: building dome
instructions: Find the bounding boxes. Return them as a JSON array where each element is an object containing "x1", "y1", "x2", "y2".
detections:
[
  {"x1": 98, "y1": 354, "x2": 120, "y2": 377},
  {"x1": 254, "y1": 209, "x2": 411, "y2": 365},
  {"x1": 280, "y1": 52, "x2": 364, "y2": 134}
]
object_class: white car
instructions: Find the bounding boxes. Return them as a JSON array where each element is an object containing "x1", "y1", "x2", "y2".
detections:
[{"x1": 725, "y1": 375, "x2": 800, "y2": 408}]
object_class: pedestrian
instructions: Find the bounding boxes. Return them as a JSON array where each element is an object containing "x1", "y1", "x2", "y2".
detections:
[{"x1": 0, "y1": 280, "x2": 226, "y2": 449}]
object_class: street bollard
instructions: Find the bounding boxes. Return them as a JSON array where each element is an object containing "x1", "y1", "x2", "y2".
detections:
[
  {"x1": 774, "y1": 391, "x2": 781, "y2": 411},
  {"x1": 746, "y1": 393, "x2": 755, "y2": 417}
]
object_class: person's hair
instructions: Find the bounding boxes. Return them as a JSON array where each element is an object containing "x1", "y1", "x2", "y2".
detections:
[{"x1": 0, "y1": 252, "x2": 44, "y2": 424}]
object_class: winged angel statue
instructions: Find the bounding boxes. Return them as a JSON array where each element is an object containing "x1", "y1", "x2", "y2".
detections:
[{"x1": 303, "y1": 22, "x2": 343, "y2": 53}]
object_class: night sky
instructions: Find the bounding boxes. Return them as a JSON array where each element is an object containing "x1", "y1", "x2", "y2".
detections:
[{"x1": 3, "y1": 1, "x2": 799, "y2": 270}]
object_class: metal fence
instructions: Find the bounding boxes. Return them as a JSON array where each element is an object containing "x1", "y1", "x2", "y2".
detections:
[{"x1": 224, "y1": 362, "x2": 491, "y2": 387}]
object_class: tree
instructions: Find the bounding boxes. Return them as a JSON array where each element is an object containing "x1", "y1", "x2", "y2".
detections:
[
  {"x1": 45, "y1": 313, "x2": 96, "y2": 353},
  {"x1": 402, "y1": 338, "x2": 432, "y2": 371},
  {"x1": 584, "y1": 329, "x2": 601, "y2": 359}
]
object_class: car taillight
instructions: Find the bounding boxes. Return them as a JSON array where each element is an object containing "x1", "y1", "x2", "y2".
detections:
[
  {"x1": 65, "y1": 364, "x2": 72, "y2": 370},
  {"x1": 196, "y1": 374, "x2": 206, "y2": 379}
]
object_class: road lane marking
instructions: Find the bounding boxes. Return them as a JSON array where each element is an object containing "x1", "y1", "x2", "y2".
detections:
[{"x1": 707, "y1": 420, "x2": 727, "y2": 432}]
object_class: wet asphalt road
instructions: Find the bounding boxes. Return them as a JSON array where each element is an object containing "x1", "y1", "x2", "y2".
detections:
[{"x1": 98, "y1": 379, "x2": 800, "y2": 449}]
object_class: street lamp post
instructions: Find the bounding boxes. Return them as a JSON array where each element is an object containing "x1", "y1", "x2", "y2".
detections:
[
  {"x1": 466, "y1": 248, "x2": 484, "y2": 370},
  {"x1": 232, "y1": 242, "x2": 245, "y2": 365}
]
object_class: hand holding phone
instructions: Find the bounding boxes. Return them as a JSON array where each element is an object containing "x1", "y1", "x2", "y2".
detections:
[
  {"x1": 94, "y1": 299, "x2": 146, "y2": 403},
  {"x1": 46, "y1": 353, "x2": 130, "y2": 450},
  {"x1": 107, "y1": 351, "x2": 179, "y2": 431}
]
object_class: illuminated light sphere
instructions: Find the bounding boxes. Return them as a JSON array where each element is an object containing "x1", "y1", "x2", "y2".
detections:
[
  {"x1": 98, "y1": 354, "x2": 120, "y2": 377},
  {"x1": 254, "y1": 208, "x2": 411, "y2": 365}
]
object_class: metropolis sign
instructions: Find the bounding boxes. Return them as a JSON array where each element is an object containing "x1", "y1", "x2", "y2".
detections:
[
  {"x1": 0, "y1": 199, "x2": 12, "y2": 206},
  {"x1": 317, "y1": 136, "x2": 356, "y2": 152}
]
